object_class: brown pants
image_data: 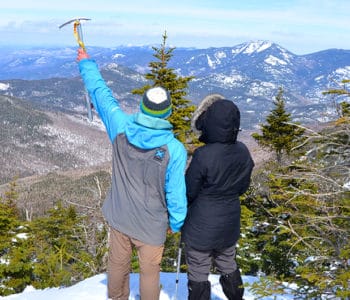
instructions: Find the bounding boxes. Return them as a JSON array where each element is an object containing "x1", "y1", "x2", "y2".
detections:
[{"x1": 107, "y1": 227, "x2": 164, "y2": 300}]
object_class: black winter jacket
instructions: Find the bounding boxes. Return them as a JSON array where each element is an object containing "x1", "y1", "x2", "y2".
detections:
[{"x1": 182, "y1": 99, "x2": 254, "y2": 251}]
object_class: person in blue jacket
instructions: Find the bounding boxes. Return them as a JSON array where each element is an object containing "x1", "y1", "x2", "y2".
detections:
[
  {"x1": 182, "y1": 94, "x2": 254, "y2": 300},
  {"x1": 76, "y1": 48, "x2": 187, "y2": 300}
]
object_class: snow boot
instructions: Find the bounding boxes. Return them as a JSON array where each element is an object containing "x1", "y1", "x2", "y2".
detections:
[
  {"x1": 219, "y1": 269, "x2": 244, "y2": 300},
  {"x1": 188, "y1": 280, "x2": 211, "y2": 300}
]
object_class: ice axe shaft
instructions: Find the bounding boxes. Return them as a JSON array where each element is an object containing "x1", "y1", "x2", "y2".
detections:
[
  {"x1": 74, "y1": 19, "x2": 87, "y2": 51},
  {"x1": 59, "y1": 18, "x2": 93, "y2": 121},
  {"x1": 174, "y1": 242, "x2": 182, "y2": 300}
]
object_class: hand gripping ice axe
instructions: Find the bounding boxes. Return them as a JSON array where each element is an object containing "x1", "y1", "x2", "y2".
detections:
[{"x1": 59, "y1": 18, "x2": 93, "y2": 121}]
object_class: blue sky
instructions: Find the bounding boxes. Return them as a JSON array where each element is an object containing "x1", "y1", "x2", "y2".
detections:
[{"x1": 1, "y1": 0, "x2": 349, "y2": 54}]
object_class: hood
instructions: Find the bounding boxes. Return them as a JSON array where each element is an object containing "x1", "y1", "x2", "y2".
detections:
[
  {"x1": 191, "y1": 94, "x2": 225, "y2": 136},
  {"x1": 124, "y1": 112, "x2": 174, "y2": 149},
  {"x1": 193, "y1": 95, "x2": 240, "y2": 143}
]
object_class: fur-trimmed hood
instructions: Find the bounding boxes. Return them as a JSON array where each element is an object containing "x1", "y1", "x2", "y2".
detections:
[{"x1": 192, "y1": 94, "x2": 241, "y2": 143}]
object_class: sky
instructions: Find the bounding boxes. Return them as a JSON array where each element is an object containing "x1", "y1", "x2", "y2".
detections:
[
  {"x1": 0, "y1": 272, "x2": 295, "y2": 300},
  {"x1": 0, "y1": 0, "x2": 349, "y2": 55}
]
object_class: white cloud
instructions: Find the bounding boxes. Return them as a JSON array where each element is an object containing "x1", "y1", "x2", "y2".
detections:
[
  {"x1": 1, "y1": 0, "x2": 350, "y2": 54},
  {"x1": 0, "y1": 82, "x2": 10, "y2": 90}
]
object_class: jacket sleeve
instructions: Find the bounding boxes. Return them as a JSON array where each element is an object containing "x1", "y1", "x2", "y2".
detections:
[
  {"x1": 237, "y1": 144, "x2": 255, "y2": 196},
  {"x1": 185, "y1": 149, "x2": 204, "y2": 204},
  {"x1": 238, "y1": 155, "x2": 254, "y2": 195},
  {"x1": 78, "y1": 58, "x2": 128, "y2": 142},
  {"x1": 165, "y1": 140, "x2": 188, "y2": 232}
]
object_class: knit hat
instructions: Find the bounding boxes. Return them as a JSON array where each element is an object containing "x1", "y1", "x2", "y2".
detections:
[{"x1": 140, "y1": 86, "x2": 172, "y2": 119}]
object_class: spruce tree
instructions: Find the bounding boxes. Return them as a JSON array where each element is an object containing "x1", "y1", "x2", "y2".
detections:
[
  {"x1": 245, "y1": 92, "x2": 350, "y2": 298},
  {"x1": 30, "y1": 201, "x2": 95, "y2": 289},
  {"x1": 323, "y1": 79, "x2": 350, "y2": 122},
  {"x1": 252, "y1": 87, "x2": 305, "y2": 163},
  {"x1": 132, "y1": 31, "x2": 195, "y2": 144},
  {"x1": 0, "y1": 180, "x2": 33, "y2": 296}
]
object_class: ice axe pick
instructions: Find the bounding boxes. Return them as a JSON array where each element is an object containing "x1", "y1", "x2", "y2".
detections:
[{"x1": 59, "y1": 18, "x2": 93, "y2": 121}]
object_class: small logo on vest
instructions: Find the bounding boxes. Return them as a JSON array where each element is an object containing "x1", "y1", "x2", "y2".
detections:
[{"x1": 154, "y1": 148, "x2": 165, "y2": 162}]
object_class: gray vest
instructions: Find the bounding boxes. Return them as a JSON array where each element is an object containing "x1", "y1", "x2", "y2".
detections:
[{"x1": 102, "y1": 134, "x2": 170, "y2": 245}]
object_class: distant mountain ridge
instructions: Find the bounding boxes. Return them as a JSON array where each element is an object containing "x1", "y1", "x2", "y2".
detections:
[
  {"x1": 2, "y1": 40, "x2": 349, "y2": 185},
  {"x1": 1, "y1": 40, "x2": 349, "y2": 129}
]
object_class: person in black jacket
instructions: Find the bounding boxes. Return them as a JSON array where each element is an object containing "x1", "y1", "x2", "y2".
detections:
[{"x1": 181, "y1": 94, "x2": 254, "y2": 300}]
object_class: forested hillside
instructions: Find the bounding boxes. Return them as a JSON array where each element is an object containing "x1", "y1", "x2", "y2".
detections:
[{"x1": 0, "y1": 94, "x2": 111, "y2": 185}]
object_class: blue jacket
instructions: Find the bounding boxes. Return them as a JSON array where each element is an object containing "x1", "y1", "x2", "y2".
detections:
[{"x1": 79, "y1": 59, "x2": 187, "y2": 245}]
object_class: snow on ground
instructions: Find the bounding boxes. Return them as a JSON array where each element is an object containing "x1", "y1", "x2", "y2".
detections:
[
  {"x1": 0, "y1": 272, "x2": 294, "y2": 300},
  {"x1": 0, "y1": 82, "x2": 10, "y2": 90}
]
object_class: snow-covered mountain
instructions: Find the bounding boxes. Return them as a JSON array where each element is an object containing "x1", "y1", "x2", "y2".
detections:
[{"x1": 1, "y1": 41, "x2": 349, "y2": 129}]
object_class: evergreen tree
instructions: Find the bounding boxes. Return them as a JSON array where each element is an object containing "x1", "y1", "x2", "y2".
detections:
[
  {"x1": 132, "y1": 31, "x2": 195, "y2": 144},
  {"x1": 0, "y1": 180, "x2": 33, "y2": 296},
  {"x1": 161, "y1": 232, "x2": 185, "y2": 273},
  {"x1": 340, "y1": 101, "x2": 350, "y2": 118},
  {"x1": 30, "y1": 201, "x2": 95, "y2": 289},
  {"x1": 245, "y1": 119, "x2": 350, "y2": 298},
  {"x1": 3, "y1": 180, "x2": 20, "y2": 218},
  {"x1": 235, "y1": 197, "x2": 260, "y2": 275},
  {"x1": 323, "y1": 79, "x2": 350, "y2": 122},
  {"x1": 252, "y1": 87, "x2": 305, "y2": 163},
  {"x1": 1, "y1": 230, "x2": 34, "y2": 296},
  {"x1": 246, "y1": 84, "x2": 349, "y2": 298}
]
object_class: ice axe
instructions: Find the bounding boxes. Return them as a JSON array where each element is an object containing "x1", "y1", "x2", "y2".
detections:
[{"x1": 59, "y1": 18, "x2": 93, "y2": 121}]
